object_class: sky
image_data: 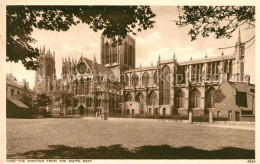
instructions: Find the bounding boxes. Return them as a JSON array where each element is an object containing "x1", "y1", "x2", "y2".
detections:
[{"x1": 6, "y1": 6, "x2": 255, "y2": 89}]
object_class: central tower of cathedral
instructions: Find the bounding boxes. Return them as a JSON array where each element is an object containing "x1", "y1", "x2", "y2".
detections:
[{"x1": 100, "y1": 35, "x2": 136, "y2": 81}]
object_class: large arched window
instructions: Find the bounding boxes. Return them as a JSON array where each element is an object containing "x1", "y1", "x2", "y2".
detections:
[
  {"x1": 105, "y1": 43, "x2": 109, "y2": 64},
  {"x1": 129, "y1": 46, "x2": 133, "y2": 67},
  {"x1": 205, "y1": 87, "x2": 215, "y2": 108},
  {"x1": 153, "y1": 71, "x2": 158, "y2": 85},
  {"x1": 80, "y1": 78, "x2": 84, "y2": 95},
  {"x1": 148, "y1": 91, "x2": 157, "y2": 106},
  {"x1": 124, "y1": 42, "x2": 128, "y2": 65},
  {"x1": 175, "y1": 89, "x2": 184, "y2": 108},
  {"x1": 125, "y1": 74, "x2": 129, "y2": 86},
  {"x1": 142, "y1": 72, "x2": 150, "y2": 86},
  {"x1": 74, "y1": 80, "x2": 78, "y2": 95},
  {"x1": 132, "y1": 73, "x2": 139, "y2": 87},
  {"x1": 125, "y1": 93, "x2": 132, "y2": 102},
  {"x1": 136, "y1": 92, "x2": 144, "y2": 108},
  {"x1": 89, "y1": 98, "x2": 93, "y2": 107},
  {"x1": 229, "y1": 61, "x2": 232, "y2": 74},
  {"x1": 161, "y1": 66, "x2": 171, "y2": 105},
  {"x1": 223, "y1": 61, "x2": 228, "y2": 73},
  {"x1": 112, "y1": 45, "x2": 117, "y2": 63},
  {"x1": 190, "y1": 88, "x2": 200, "y2": 108},
  {"x1": 78, "y1": 81, "x2": 82, "y2": 95}
]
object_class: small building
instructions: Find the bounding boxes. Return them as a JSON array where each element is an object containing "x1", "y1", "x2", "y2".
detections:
[
  {"x1": 6, "y1": 99, "x2": 31, "y2": 118},
  {"x1": 6, "y1": 73, "x2": 35, "y2": 118},
  {"x1": 214, "y1": 81, "x2": 255, "y2": 121}
]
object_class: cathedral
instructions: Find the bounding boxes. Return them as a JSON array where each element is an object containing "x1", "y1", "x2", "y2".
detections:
[{"x1": 34, "y1": 31, "x2": 255, "y2": 121}]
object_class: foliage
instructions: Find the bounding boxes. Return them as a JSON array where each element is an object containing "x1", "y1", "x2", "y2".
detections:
[
  {"x1": 36, "y1": 93, "x2": 51, "y2": 107},
  {"x1": 20, "y1": 92, "x2": 33, "y2": 108},
  {"x1": 7, "y1": 6, "x2": 156, "y2": 70},
  {"x1": 57, "y1": 90, "x2": 73, "y2": 107},
  {"x1": 214, "y1": 88, "x2": 226, "y2": 103},
  {"x1": 176, "y1": 6, "x2": 255, "y2": 41}
]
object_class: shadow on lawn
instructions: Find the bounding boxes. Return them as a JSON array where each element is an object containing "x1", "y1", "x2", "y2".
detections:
[{"x1": 8, "y1": 144, "x2": 255, "y2": 159}]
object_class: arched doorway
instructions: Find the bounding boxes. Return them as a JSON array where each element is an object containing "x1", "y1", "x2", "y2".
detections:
[
  {"x1": 163, "y1": 108, "x2": 166, "y2": 115},
  {"x1": 78, "y1": 105, "x2": 84, "y2": 115}
]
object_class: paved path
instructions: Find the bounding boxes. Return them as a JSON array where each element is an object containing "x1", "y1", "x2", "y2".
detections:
[{"x1": 201, "y1": 124, "x2": 255, "y2": 131}]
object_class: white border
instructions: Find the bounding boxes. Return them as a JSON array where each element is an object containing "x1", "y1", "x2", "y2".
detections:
[{"x1": 0, "y1": 1, "x2": 259, "y2": 164}]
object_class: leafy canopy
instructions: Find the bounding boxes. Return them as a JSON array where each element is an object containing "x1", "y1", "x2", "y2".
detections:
[
  {"x1": 7, "y1": 6, "x2": 156, "y2": 70},
  {"x1": 36, "y1": 93, "x2": 51, "y2": 107},
  {"x1": 176, "y1": 6, "x2": 255, "y2": 41}
]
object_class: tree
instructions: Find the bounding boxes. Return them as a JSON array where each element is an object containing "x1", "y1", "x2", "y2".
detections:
[
  {"x1": 175, "y1": 6, "x2": 255, "y2": 41},
  {"x1": 54, "y1": 89, "x2": 73, "y2": 116},
  {"x1": 7, "y1": 6, "x2": 156, "y2": 70},
  {"x1": 36, "y1": 93, "x2": 51, "y2": 107}
]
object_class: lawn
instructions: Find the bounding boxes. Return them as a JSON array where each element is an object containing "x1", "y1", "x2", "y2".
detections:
[{"x1": 6, "y1": 118, "x2": 255, "y2": 159}]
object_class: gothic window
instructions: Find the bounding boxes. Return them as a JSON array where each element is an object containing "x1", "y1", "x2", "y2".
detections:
[
  {"x1": 46, "y1": 63, "x2": 53, "y2": 77},
  {"x1": 105, "y1": 43, "x2": 109, "y2": 64},
  {"x1": 81, "y1": 78, "x2": 84, "y2": 95},
  {"x1": 142, "y1": 72, "x2": 150, "y2": 86},
  {"x1": 136, "y1": 92, "x2": 144, "y2": 107},
  {"x1": 87, "y1": 98, "x2": 90, "y2": 107},
  {"x1": 85, "y1": 81, "x2": 90, "y2": 95},
  {"x1": 208, "y1": 63, "x2": 211, "y2": 74},
  {"x1": 175, "y1": 89, "x2": 184, "y2": 108},
  {"x1": 112, "y1": 45, "x2": 117, "y2": 63},
  {"x1": 132, "y1": 73, "x2": 139, "y2": 87},
  {"x1": 212, "y1": 63, "x2": 215, "y2": 75},
  {"x1": 129, "y1": 46, "x2": 133, "y2": 67},
  {"x1": 125, "y1": 93, "x2": 132, "y2": 102},
  {"x1": 161, "y1": 66, "x2": 171, "y2": 105},
  {"x1": 190, "y1": 88, "x2": 200, "y2": 108},
  {"x1": 229, "y1": 61, "x2": 233, "y2": 74},
  {"x1": 78, "y1": 81, "x2": 82, "y2": 95},
  {"x1": 124, "y1": 42, "x2": 128, "y2": 65},
  {"x1": 153, "y1": 71, "x2": 158, "y2": 85},
  {"x1": 215, "y1": 62, "x2": 219, "y2": 80},
  {"x1": 74, "y1": 81, "x2": 77, "y2": 95},
  {"x1": 240, "y1": 62, "x2": 244, "y2": 73},
  {"x1": 206, "y1": 87, "x2": 215, "y2": 108},
  {"x1": 90, "y1": 98, "x2": 92, "y2": 107},
  {"x1": 224, "y1": 61, "x2": 228, "y2": 73},
  {"x1": 176, "y1": 66, "x2": 185, "y2": 83},
  {"x1": 148, "y1": 91, "x2": 157, "y2": 106},
  {"x1": 191, "y1": 65, "x2": 196, "y2": 82},
  {"x1": 125, "y1": 75, "x2": 129, "y2": 86}
]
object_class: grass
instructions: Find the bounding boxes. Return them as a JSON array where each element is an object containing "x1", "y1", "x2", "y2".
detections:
[{"x1": 6, "y1": 118, "x2": 255, "y2": 159}]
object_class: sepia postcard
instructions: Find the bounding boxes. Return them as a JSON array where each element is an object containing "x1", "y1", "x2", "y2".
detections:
[{"x1": 0, "y1": 0, "x2": 259, "y2": 164}]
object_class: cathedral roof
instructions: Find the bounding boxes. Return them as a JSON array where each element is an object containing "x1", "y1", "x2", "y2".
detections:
[
  {"x1": 83, "y1": 57, "x2": 117, "y2": 80},
  {"x1": 229, "y1": 82, "x2": 255, "y2": 96}
]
